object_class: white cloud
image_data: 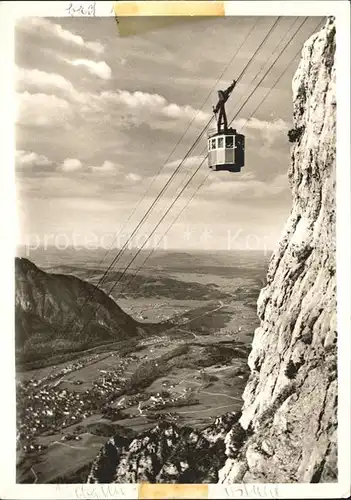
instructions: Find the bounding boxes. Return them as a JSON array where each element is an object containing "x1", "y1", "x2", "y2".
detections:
[
  {"x1": 16, "y1": 92, "x2": 73, "y2": 127},
  {"x1": 16, "y1": 67, "x2": 73, "y2": 92},
  {"x1": 16, "y1": 150, "x2": 52, "y2": 169},
  {"x1": 21, "y1": 17, "x2": 104, "y2": 54},
  {"x1": 15, "y1": 81, "x2": 207, "y2": 133},
  {"x1": 236, "y1": 117, "x2": 290, "y2": 145},
  {"x1": 126, "y1": 172, "x2": 142, "y2": 182},
  {"x1": 61, "y1": 158, "x2": 83, "y2": 172},
  {"x1": 60, "y1": 159, "x2": 117, "y2": 174},
  {"x1": 15, "y1": 67, "x2": 83, "y2": 102},
  {"x1": 244, "y1": 117, "x2": 290, "y2": 133},
  {"x1": 165, "y1": 155, "x2": 205, "y2": 171},
  {"x1": 96, "y1": 90, "x2": 210, "y2": 127},
  {"x1": 67, "y1": 59, "x2": 112, "y2": 80},
  {"x1": 90, "y1": 160, "x2": 115, "y2": 173},
  {"x1": 102, "y1": 90, "x2": 166, "y2": 109},
  {"x1": 16, "y1": 67, "x2": 94, "y2": 110},
  {"x1": 162, "y1": 103, "x2": 209, "y2": 123}
]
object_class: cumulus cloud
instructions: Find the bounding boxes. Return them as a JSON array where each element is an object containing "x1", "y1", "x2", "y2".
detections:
[
  {"x1": 243, "y1": 117, "x2": 290, "y2": 133},
  {"x1": 66, "y1": 59, "x2": 112, "y2": 80},
  {"x1": 95, "y1": 90, "x2": 210, "y2": 128},
  {"x1": 162, "y1": 103, "x2": 209, "y2": 122},
  {"x1": 16, "y1": 67, "x2": 73, "y2": 93},
  {"x1": 15, "y1": 67, "x2": 84, "y2": 103},
  {"x1": 165, "y1": 155, "x2": 205, "y2": 171},
  {"x1": 16, "y1": 76, "x2": 208, "y2": 133},
  {"x1": 60, "y1": 159, "x2": 118, "y2": 174},
  {"x1": 15, "y1": 67, "x2": 92, "y2": 112},
  {"x1": 90, "y1": 160, "x2": 115, "y2": 173},
  {"x1": 236, "y1": 117, "x2": 290, "y2": 145},
  {"x1": 16, "y1": 92, "x2": 73, "y2": 127},
  {"x1": 112, "y1": 90, "x2": 166, "y2": 109},
  {"x1": 61, "y1": 158, "x2": 83, "y2": 172},
  {"x1": 20, "y1": 17, "x2": 104, "y2": 54},
  {"x1": 16, "y1": 150, "x2": 52, "y2": 170},
  {"x1": 126, "y1": 172, "x2": 142, "y2": 182}
]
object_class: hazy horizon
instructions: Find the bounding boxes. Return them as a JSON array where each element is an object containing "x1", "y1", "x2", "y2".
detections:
[
  {"x1": 16, "y1": 244, "x2": 272, "y2": 270},
  {"x1": 16, "y1": 244, "x2": 275, "y2": 255}
]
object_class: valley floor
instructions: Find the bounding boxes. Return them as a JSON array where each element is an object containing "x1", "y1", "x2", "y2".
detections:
[{"x1": 16, "y1": 257, "x2": 266, "y2": 483}]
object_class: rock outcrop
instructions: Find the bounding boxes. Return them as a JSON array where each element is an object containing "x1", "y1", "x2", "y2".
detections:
[
  {"x1": 88, "y1": 413, "x2": 241, "y2": 484},
  {"x1": 15, "y1": 257, "x2": 141, "y2": 366},
  {"x1": 219, "y1": 17, "x2": 337, "y2": 483}
]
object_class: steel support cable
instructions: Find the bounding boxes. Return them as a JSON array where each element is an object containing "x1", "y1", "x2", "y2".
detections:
[
  {"x1": 118, "y1": 16, "x2": 315, "y2": 296},
  {"x1": 238, "y1": 18, "x2": 326, "y2": 133},
  {"x1": 66, "y1": 17, "x2": 284, "y2": 347},
  {"x1": 225, "y1": 17, "x2": 309, "y2": 129},
  {"x1": 234, "y1": 17, "x2": 282, "y2": 85},
  {"x1": 227, "y1": 16, "x2": 301, "y2": 120},
  {"x1": 29, "y1": 17, "x2": 281, "y2": 380}
]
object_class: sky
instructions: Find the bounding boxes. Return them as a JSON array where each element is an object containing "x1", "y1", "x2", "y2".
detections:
[{"x1": 15, "y1": 15, "x2": 324, "y2": 252}]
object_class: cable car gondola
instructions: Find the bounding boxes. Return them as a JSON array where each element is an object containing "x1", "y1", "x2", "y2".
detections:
[{"x1": 208, "y1": 80, "x2": 245, "y2": 173}]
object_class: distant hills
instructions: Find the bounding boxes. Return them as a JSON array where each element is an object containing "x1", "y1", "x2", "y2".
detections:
[
  {"x1": 16, "y1": 246, "x2": 270, "y2": 272},
  {"x1": 15, "y1": 258, "x2": 142, "y2": 367}
]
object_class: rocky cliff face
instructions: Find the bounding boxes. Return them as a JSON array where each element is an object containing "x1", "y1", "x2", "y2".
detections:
[
  {"x1": 219, "y1": 18, "x2": 337, "y2": 483},
  {"x1": 15, "y1": 257, "x2": 141, "y2": 366}
]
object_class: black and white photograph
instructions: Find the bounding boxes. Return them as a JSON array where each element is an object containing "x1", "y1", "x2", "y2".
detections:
[{"x1": 0, "y1": 1, "x2": 350, "y2": 496}]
